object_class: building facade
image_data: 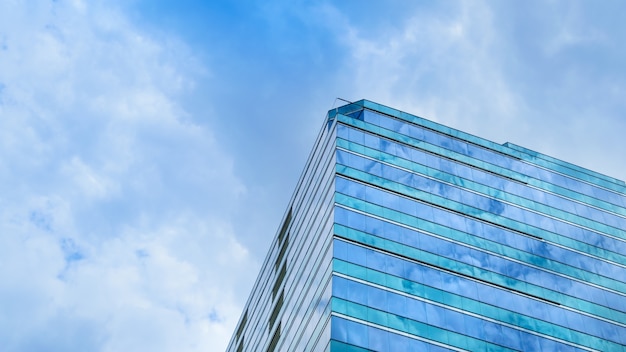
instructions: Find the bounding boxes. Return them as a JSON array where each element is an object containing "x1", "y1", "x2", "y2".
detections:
[{"x1": 226, "y1": 100, "x2": 626, "y2": 351}]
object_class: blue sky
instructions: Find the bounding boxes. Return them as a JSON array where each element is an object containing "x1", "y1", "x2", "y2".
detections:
[{"x1": 0, "y1": 1, "x2": 625, "y2": 351}]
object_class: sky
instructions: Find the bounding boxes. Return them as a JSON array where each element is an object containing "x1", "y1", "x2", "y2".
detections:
[{"x1": 0, "y1": 0, "x2": 625, "y2": 351}]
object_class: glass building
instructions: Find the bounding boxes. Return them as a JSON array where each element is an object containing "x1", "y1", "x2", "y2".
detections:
[{"x1": 225, "y1": 100, "x2": 626, "y2": 351}]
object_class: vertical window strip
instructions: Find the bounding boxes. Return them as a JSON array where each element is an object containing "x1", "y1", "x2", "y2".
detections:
[
  {"x1": 278, "y1": 208, "x2": 292, "y2": 244},
  {"x1": 269, "y1": 290, "x2": 284, "y2": 330},
  {"x1": 266, "y1": 323, "x2": 281, "y2": 352},
  {"x1": 272, "y1": 263, "x2": 287, "y2": 300},
  {"x1": 235, "y1": 310, "x2": 247, "y2": 341},
  {"x1": 274, "y1": 235, "x2": 289, "y2": 272}
]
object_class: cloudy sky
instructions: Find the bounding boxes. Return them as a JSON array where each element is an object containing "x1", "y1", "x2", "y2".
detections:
[{"x1": 1, "y1": 0, "x2": 625, "y2": 351}]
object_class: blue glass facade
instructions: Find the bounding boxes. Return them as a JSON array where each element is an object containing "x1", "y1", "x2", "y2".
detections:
[{"x1": 226, "y1": 100, "x2": 626, "y2": 351}]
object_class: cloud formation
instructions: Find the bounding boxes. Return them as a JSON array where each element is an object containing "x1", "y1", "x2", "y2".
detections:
[
  {"x1": 1, "y1": 1, "x2": 625, "y2": 351},
  {"x1": 0, "y1": 1, "x2": 253, "y2": 350},
  {"x1": 319, "y1": 1, "x2": 626, "y2": 180}
]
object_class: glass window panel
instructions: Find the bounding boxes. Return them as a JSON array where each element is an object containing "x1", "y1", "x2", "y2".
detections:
[{"x1": 346, "y1": 319, "x2": 368, "y2": 347}]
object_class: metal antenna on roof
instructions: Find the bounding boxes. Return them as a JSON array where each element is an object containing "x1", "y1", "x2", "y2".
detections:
[
  {"x1": 332, "y1": 97, "x2": 354, "y2": 110},
  {"x1": 336, "y1": 97, "x2": 353, "y2": 104}
]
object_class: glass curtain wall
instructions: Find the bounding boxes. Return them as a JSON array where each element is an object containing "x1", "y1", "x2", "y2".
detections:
[{"x1": 227, "y1": 100, "x2": 626, "y2": 352}]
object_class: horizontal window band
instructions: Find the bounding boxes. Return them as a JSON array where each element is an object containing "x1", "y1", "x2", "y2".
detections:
[
  {"x1": 336, "y1": 117, "x2": 527, "y2": 186},
  {"x1": 335, "y1": 161, "x2": 626, "y2": 261},
  {"x1": 331, "y1": 270, "x2": 621, "y2": 351},
  {"x1": 329, "y1": 315, "x2": 466, "y2": 352},
  {"x1": 335, "y1": 171, "x2": 626, "y2": 269},
  {"x1": 332, "y1": 181, "x2": 626, "y2": 279},
  {"x1": 332, "y1": 240, "x2": 626, "y2": 343},
  {"x1": 335, "y1": 117, "x2": 626, "y2": 215},
  {"x1": 336, "y1": 120, "x2": 626, "y2": 218},
  {"x1": 362, "y1": 106, "x2": 626, "y2": 194},
  {"x1": 331, "y1": 219, "x2": 626, "y2": 324},
  {"x1": 359, "y1": 106, "x2": 523, "y2": 161},
  {"x1": 348, "y1": 109, "x2": 626, "y2": 200},
  {"x1": 503, "y1": 142, "x2": 626, "y2": 191},
  {"x1": 332, "y1": 202, "x2": 626, "y2": 304},
  {"x1": 332, "y1": 297, "x2": 520, "y2": 352},
  {"x1": 333, "y1": 201, "x2": 626, "y2": 324},
  {"x1": 334, "y1": 232, "x2": 560, "y2": 307},
  {"x1": 336, "y1": 137, "x2": 626, "y2": 231},
  {"x1": 329, "y1": 339, "x2": 382, "y2": 352},
  {"x1": 338, "y1": 167, "x2": 543, "y2": 241}
]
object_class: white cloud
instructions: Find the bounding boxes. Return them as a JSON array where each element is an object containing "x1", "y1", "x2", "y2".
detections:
[
  {"x1": 322, "y1": 1, "x2": 625, "y2": 180},
  {"x1": 0, "y1": 1, "x2": 253, "y2": 351},
  {"x1": 2, "y1": 1, "x2": 624, "y2": 351},
  {"x1": 321, "y1": 2, "x2": 523, "y2": 131}
]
